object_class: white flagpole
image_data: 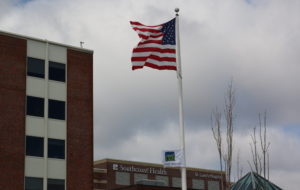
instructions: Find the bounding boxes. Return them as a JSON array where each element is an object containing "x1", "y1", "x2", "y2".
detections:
[{"x1": 175, "y1": 8, "x2": 187, "y2": 190}]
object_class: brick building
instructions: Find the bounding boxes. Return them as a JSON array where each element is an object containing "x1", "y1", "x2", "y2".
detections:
[
  {"x1": 0, "y1": 30, "x2": 93, "y2": 190},
  {"x1": 94, "y1": 159, "x2": 225, "y2": 190}
]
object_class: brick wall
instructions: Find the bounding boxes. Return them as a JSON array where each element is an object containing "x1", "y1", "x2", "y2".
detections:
[
  {"x1": 94, "y1": 169, "x2": 108, "y2": 190},
  {"x1": 67, "y1": 49, "x2": 93, "y2": 190},
  {"x1": 0, "y1": 34, "x2": 26, "y2": 189}
]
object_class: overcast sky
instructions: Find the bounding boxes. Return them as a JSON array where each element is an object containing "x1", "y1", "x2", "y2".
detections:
[{"x1": 1, "y1": 0, "x2": 300, "y2": 189}]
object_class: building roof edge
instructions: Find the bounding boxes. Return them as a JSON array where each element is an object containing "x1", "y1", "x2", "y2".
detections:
[{"x1": 0, "y1": 30, "x2": 93, "y2": 54}]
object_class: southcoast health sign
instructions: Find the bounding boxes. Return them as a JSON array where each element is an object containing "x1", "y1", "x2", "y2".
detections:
[
  {"x1": 112, "y1": 164, "x2": 168, "y2": 175},
  {"x1": 111, "y1": 162, "x2": 222, "y2": 180}
]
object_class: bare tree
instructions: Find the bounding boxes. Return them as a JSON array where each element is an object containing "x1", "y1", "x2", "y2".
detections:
[
  {"x1": 259, "y1": 111, "x2": 270, "y2": 178},
  {"x1": 249, "y1": 111, "x2": 270, "y2": 178},
  {"x1": 236, "y1": 149, "x2": 243, "y2": 179},
  {"x1": 267, "y1": 152, "x2": 270, "y2": 180},
  {"x1": 250, "y1": 127, "x2": 262, "y2": 174},
  {"x1": 224, "y1": 81, "x2": 235, "y2": 186},
  {"x1": 211, "y1": 81, "x2": 236, "y2": 189},
  {"x1": 211, "y1": 107, "x2": 224, "y2": 190}
]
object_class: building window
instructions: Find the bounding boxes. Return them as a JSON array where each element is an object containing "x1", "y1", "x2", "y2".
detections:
[
  {"x1": 208, "y1": 181, "x2": 220, "y2": 190},
  {"x1": 27, "y1": 57, "x2": 45, "y2": 78},
  {"x1": 172, "y1": 177, "x2": 181, "y2": 188},
  {"x1": 27, "y1": 96, "x2": 44, "y2": 117},
  {"x1": 192, "y1": 179, "x2": 205, "y2": 190},
  {"x1": 134, "y1": 173, "x2": 147, "y2": 184},
  {"x1": 48, "y1": 99, "x2": 65, "y2": 120},
  {"x1": 155, "y1": 175, "x2": 168, "y2": 186},
  {"x1": 48, "y1": 138, "x2": 65, "y2": 159},
  {"x1": 48, "y1": 179, "x2": 65, "y2": 190},
  {"x1": 116, "y1": 172, "x2": 130, "y2": 185},
  {"x1": 49, "y1": 61, "x2": 65, "y2": 82},
  {"x1": 26, "y1": 136, "x2": 44, "y2": 157},
  {"x1": 25, "y1": 177, "x2": 43, "y2": 190}
]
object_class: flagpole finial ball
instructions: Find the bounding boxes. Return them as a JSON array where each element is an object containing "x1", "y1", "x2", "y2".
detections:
[{"x1": 175, "y1": 8, "x2": 180, "y2": 13}]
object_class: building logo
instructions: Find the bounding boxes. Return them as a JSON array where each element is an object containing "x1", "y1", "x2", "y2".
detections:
[{"x1": 165, "y1": 151, "x2": 175, "y2": 161}]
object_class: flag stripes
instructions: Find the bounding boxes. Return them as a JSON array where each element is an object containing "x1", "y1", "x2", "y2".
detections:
[
  {"x1": 132, "y1": 47, "x2": 175, "y2": 54},
  {"x1": 130, "y1": 19, "x2": 177, "y2": 70}
]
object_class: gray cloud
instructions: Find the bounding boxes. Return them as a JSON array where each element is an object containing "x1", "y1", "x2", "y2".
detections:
[{"x1": 1, "y1": 0, "x2": 300, "y2": 189}]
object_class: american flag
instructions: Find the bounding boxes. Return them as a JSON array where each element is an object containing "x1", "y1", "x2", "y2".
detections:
[{"x1": 130, "y1": 18, "x2": 177, "y2": 70}]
